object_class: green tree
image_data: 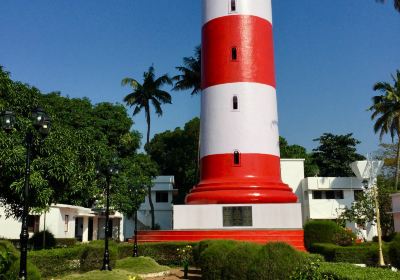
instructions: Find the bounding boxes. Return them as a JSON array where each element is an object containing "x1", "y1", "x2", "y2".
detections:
[
  {"x1": 173, "y1": 46, "x2": 201, "y2": 95},
  {"x1": 369, "y1": 70, "x2": 400, "y2": 190},
  {"x1": 312, "y1": 133, "x2": 365, "y2": 177},
  {"x1": 279, "y1": 137, "x2": 319, "y2": 177},
  {"x1": 146, "y1": 118, "x2": 200, "y2": 204},
  {"x1": 122, "y1": 65, "x2": 172, "y2": 229}
]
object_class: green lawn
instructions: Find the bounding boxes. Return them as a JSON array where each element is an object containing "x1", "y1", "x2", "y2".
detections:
[{"x1": 58, "y1": 256, "x2": 169, "y2": 280}]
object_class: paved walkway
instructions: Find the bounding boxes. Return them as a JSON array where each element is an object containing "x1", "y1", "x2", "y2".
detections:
[{"x1": 146, "y1": 268, "x2": 201, "y2": 280}]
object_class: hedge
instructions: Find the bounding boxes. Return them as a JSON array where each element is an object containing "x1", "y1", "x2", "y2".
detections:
[
  {"x1": 318, "y1": 262, "x2": 400, "y2": 279},
  {"x1": 311, "y1": 242, "x2": 389, "y2": 265}
]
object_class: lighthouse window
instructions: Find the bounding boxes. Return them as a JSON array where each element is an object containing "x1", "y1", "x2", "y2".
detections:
[
  {"x1": 230, "y1": 0, "x2": 237, "y2": 12},
  {"x1": 233, "y1": 150, "x2": 240, "y2": 165},
  {"x1": 231, "y1": 47, "x2": 237, "y2": 60},
  {"x1": 233, "y1": 96, "x2": 238, "y2": 110}
]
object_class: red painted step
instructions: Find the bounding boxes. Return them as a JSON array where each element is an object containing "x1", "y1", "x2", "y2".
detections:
[{"x1": 129, "y1": 229, "x2": 305, "y2": 251}]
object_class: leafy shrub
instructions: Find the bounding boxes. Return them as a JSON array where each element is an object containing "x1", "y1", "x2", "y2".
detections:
[
  {"x1": 0, "y1": 240, "x2": 18, "y2": 278},
  {"x1": 29, "y1": 245, "x2": 84, "y2": 277},
  {"x1": 388, "y1": 235, "x2": 400, "y2": 268},
  {"x1": 248, "y1": 242, "x2": 309, "y2": 280},
  {"x1": 304, "y1": 220, "x2": 352, "y2": 250},
  {"x1": 332, "y1": 229, "x2": 355, "y2": 246},
  {"x1": 199, "y1": 240, "x2": 238, "y2": 280},
  {"x1": 29, "y1": 230, "x2": 56, "y2": 250},
  {"x1": 319, "y1": 262, "x2": 400, "y2": 279},
  {"x1": 3, "y1": 260, "x2": 42, "y2": 280},
  {"x1": 79, "y1": 243, "x2": 117, "y2": 272},
  {"x1": 55, "y1": 238, "x2": 77, "y2": 248},
  {"x1": 223, "y1": 242, "x2": 262, "y2": 280},
  {"x1": 311, "y1": 242, "x2": 389, "y2": 265},
  {"x1": 137, "y1": 242, "x2": 196, "y2": 266}
]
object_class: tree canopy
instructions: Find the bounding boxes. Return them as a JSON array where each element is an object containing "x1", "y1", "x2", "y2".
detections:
[
  {"x1": 0, "y1": 66, "x2": 155, "y2": 218},
  {"x1": 312, "y1": 133, "x2": 365, "y2": 177}
]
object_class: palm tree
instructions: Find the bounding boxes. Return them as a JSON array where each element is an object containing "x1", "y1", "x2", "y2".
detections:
[
  {"x1": 369, "y1": 70, "x2": 400, "y2": 189},
  {"x1": 376, "y1": 0, "x2": 400, "y2": 12},
  {"x1": 122, "y1": 65, "x2": 172, "y2": 229},
  {"x1": 173, "y1": 46, "x2": 201, "y2": 95}
]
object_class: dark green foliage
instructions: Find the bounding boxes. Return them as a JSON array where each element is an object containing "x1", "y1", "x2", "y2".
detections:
[
  {"x1": 199, "y1": 240, "x2": 238, "y2": 280},
  {"x1": 311, "y1": 243, "x2": 389, "y2": 265},
  {"x1": 279, "y1": 136, "x2": 319, "y2": 177},
  {"x1": 318, "y1": 261, "x2": 400, "y2": 279},
  {"x1": 223, "y1": 242, "x2": 262, "y2": 280},
  {"x1": 138, "y1": 242, "x2": 196, "y2": 266},
  {"x1": 3, "y1": 260, "x2": 42, "y2": 280},
  {"x1": 29, "y1": 230, "x2": 56, "y2": 250},
  {"x1": 312, "y1": 133, "x2": 365, "y2": 177},
  {"x1": 146, "y1": 118, "x2": 200, "y2": 204},
  {"x1": 0, "y1": 240, "x2": 41, "y2": 279},
  {"x1": 304, "y1": 220, "x2": 353, "y2": 250},
  {"x1": 388, "y1": 235, "x2": 400, "y2": 268},
  {"x1": 29, "y1": 246, "x2": 83, "y2": 277},
  {"x1": 55, "y1": 238, "x2": 77, "y2": 248},
  {"x1": 248, "y1": 242, "x2": 309, "y2": 280},
  {"x1": 79, "y1": 244, "x2": 117, "y2": 272}
]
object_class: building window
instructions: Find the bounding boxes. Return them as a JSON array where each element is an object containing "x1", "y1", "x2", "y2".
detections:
[
  {"x1": 156, "y1": 191, "x2": 169, "y2": 203},
  {"x1": 27, "y1": 215, "x2": 40, "y2": 233},
  {"x1": 64, "y1": 215, "x2": 69, "y2": 232},
  {"x1": 312, "y1": 191, "x2": 322, "y2": 199},
  {"x1": 231, "y1": 47, "x2": 237, "y2": 60},
  {"x1": 233, "y1": 96, "x2": 238, "y2": 110},
  {"x1": 325, "y1": 191, "x2": 335, "y2": 199},
  {"x1": 233, "y1": 150, "x2": 240, "y2": 165},
  {"x1": 230, "y1": 0, "x2": 237, "y2": 12},
  {"x1": 334, "y1": 190, "x2": 344, "y2": 199},
  {"x1": 354, "y1": 190, "x2": 364, "y2": 201}
]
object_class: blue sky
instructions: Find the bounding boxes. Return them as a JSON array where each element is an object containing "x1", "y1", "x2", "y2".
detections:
[{"x1": 0, "y1": 0, "x2": 399, "y2": 155}]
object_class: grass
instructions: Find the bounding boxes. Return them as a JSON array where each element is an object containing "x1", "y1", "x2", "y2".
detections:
[
  {"x1": 57, "y1": 256, "x2": 169, "y2": 280},
  {"x1": 319, "y1": 262, "x2": 400, "y2": 280}
]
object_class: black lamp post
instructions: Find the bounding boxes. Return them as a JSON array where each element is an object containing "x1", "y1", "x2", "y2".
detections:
[
  {"x1": 1, "y1": 108, "x2": 51, "y2": 280},
  {"x1": 133, "y1": 188, "x2": 139, "y2": 258},
  {"x1": 101, "y1": 164, "x2": 118, "y2": 271}
]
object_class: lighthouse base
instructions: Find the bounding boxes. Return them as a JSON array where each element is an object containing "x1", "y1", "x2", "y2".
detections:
[{"x1": 173, "y1": 203, "x2": 302, "y2": 230}]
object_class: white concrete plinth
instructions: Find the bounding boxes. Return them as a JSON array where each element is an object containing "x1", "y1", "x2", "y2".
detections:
[{"x1": 173, "y1": 203, "x2": 302, "y2": 230}]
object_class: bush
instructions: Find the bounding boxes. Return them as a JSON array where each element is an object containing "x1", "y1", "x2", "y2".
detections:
[
  {"x1": 248, "y1": 242, "x2": 309, "y2": 280},
  {"x1": 79, "y1": 243, "x2": 117, "y2": 272},
  {"x1": 319, "y1": 262, "x2": 400, "y2": 279},
  {"x1": 3, "y1": 260, "x2": 42, "y2": 280},
  {"x1": 199, "y1": 240, "x2": 238, "y2": 280},
  {"x1": 29, "y1": 230, "x2": 56, "y2": 250},
  {"x1": 311, "y1": 242, "x2": 389, "y2": 265},
  {"x1": 0, "y1": 240, "x2": 18, "y2": 278},
  {"x1": 304, "y1": 220, "x2": 353, "y2": 250},
  {"x1": 29, "y1": 245, "x2": 84, "y2": 277},
  {"x1": 223, "y1": 242, "x2": 262, "y2": 280},
  {"x1": 55, "y1": 238, "x2": 77, "y2": 248},
  {"x1": 388, "y1": 235, "x2": 400, "y2": 268},
  {"x1": 137, "y1": 242, "x2": 196, "y2": 266}
]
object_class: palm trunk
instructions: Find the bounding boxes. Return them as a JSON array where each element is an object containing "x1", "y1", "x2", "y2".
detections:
[
  {"x1": 396, "y1": 136, "x2": 400, "y2": 191},
  {"x1": 145, "y1": 107, "x2": 155, "y2": 230}
]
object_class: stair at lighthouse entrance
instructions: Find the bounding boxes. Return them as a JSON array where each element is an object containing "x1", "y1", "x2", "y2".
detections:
[{"x1": 129, "y1": 229, "x2": 305, "y2": 251}]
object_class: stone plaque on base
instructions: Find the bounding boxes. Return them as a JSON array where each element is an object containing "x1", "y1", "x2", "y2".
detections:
[{"x1": 223, "y1": 206, "x2": 252, "y2": 227}]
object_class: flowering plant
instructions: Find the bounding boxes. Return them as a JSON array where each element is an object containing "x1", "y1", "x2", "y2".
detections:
[{"x1": 177, "y1": 245, "x2": 193, "y2": 279}]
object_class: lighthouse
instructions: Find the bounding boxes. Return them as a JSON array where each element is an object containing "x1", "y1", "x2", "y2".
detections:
[{"x1": 185, "y1": 0, "x2": 297, "y2": 204}]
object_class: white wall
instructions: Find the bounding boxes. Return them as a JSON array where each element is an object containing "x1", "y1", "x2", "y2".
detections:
[
  {"x1": 0, "y1": 207, "x2": 22, "y2": 239},
  {"x1": 280, "y1": 159, "x2": 305, "y2": 201},
  {"x1": 391, "y1": 193, "x2": 400, "y2": 232}
]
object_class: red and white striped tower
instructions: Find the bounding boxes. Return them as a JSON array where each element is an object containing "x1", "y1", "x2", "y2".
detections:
[{"x1": 186, "y1": 0, "x2": 297, "y2": 204}]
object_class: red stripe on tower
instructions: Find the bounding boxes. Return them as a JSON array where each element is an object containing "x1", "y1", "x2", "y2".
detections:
[{"x1": 185, "y1": 0, "x2": 297, "y2": 204}]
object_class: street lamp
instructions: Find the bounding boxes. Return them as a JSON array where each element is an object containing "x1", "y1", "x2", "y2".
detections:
[
  {"x1": 101, "y1": 164, "x2": 118, "y2": 271},
  {"x1": 351, "y1": 159, "x2": 385, "y2": 266},
  {"x1": 1, "y1": 107, "x2": 51, "y2": 280},
  {"x1": 133, "y1": 188, "x2": 140, "y2": 258}
]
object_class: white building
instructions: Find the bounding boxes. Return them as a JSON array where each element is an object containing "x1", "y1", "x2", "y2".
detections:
[
  {"x1": 391, "y1": 193, "x2": 400, "y2": 233},
  {"x1": 281, "y1": 159, "x2": 377, "y2": 240},
  {"x1": 0, "y1": 204, "x2": 124, "y2": 242},
  {"x1": 123, "y1": 176, "x2": 175, "y2": 239}
]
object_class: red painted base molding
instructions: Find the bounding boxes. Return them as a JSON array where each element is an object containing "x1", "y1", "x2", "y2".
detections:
[{"x1": 129, "y1": 229, "x2": 305, "y2": 251}]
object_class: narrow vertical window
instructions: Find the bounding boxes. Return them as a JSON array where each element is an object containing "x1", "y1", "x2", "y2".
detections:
[
  {"x1": 233, "y1": 96, "x2": 238, "y2": 110},
  {"x1": 231, "y1": 47, "x2": 237, "y2": 60},
  {"x1": 64, "y1": 215, "x2": 69, "y2": 232},
  {"x1": 230, "y1": 0, "x2": 236, "y2": 12},
  {"x1": 233, "y1": 150, "x2": 240, "y2": 165}
]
